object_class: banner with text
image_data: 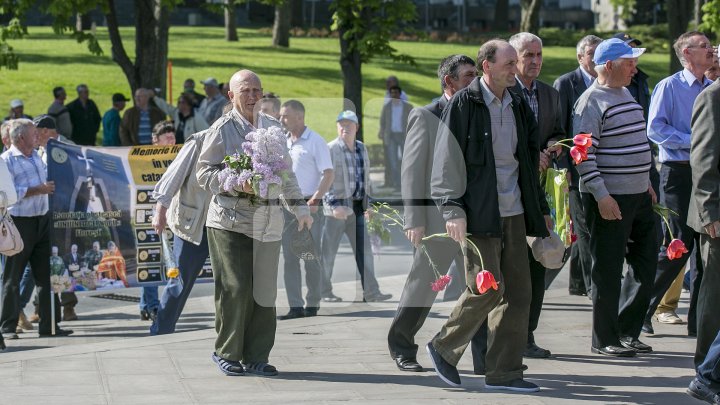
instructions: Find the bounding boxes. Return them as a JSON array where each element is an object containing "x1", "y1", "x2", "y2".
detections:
[{"x1": 46, "y1": 139, "x2": 213, "y2": 292}]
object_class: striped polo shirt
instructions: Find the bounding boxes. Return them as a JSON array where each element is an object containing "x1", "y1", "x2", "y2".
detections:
[{"x1": 573, "y1": 83, "x2": 651, "y2": 201}]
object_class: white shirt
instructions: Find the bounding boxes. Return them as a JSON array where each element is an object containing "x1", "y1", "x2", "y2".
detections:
[
  {"x1": 286, "y1": 127, "x2": 333, "y2": 197},
  {"x1": 390, "y1": 102, "x2": 404, "y2": 133}
]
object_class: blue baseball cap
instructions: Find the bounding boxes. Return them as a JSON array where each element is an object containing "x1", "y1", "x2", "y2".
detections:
[
  {"x1": 593, "y1": 38, "x2": 646, "y2": 65},
  {"x1": 336, "y1": 110, "x2": 359, "y2": 124}
]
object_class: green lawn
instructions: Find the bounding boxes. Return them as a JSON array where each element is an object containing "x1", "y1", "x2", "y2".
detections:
[{"x1": 1, "y1": 26, "x2": 672, "y2": 145}]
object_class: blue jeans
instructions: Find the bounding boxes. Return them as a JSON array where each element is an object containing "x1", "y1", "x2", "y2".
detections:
[
  {"x1": 19, "y1": 265, "x2": 34, "y2": 310},
  {"x1": 321, "y1": 201, "x2": 381, "y2": 298},
  {"x1": 282, "y1": 210, "x2": 324, "y2": 308},
  {"x1": 697, "y1": 329, "x2": 720, "y2": 388},
  {"x1": 150, "y1": 230, "x2": 209, "y2": 335},
  {"x1": 140, "y1": 286, "x2": 159, "y2": 312}
]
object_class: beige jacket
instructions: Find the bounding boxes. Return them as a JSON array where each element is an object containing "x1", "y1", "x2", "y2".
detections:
[
  {"x1": 152, "y1": 131, "x2": 210, "y2": 245},
  {"x1": 196, "y1": 109, "x2": 309, "y2": 242}
]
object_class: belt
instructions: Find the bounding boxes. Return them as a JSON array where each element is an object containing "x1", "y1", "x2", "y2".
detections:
[{"x1": 664, "y1": 161, "x2": 690, "y2": 166}]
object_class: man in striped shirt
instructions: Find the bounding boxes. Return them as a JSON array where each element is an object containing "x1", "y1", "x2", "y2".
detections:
[{"x1": 573, "y1": 38, "x2": 657, "y2": 357}]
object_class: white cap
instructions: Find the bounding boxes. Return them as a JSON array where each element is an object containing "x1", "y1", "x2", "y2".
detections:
[{"x1": 10, "y1": 99, "x2": 23, "y2": 109}]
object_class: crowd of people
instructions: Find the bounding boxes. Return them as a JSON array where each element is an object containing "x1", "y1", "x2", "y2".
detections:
[{"x1": 2, "y1": 29, "x2": 720, "y2": 401}]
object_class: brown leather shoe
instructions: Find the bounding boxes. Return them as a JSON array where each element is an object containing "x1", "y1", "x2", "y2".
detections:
[
  {"x1": 18, "y1": 311, "x2": 34, "y2": 331},
  {"x1": 29, "y1": 308, "x2": 39, "y2": 323},
  {"x1": 62, "y1": 306, "x2": 78, "y2": 321}
]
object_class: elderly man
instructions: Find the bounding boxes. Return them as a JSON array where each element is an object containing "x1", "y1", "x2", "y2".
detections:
[
  {"x1": 574, "y1": 38, "x2": 656, "y2": 357},
  {"x1": 183, "y1": 78, "x2": 205, "y2": 108},
  {"x1": 277, "y1": 100, "x2": 334, "y2": 320},
  {"x1": 554, "y1": 35, "x2": 603, "y2": 297},
  {"x1": 198, "y1": 77, "x2": 226, "y2": 124},
  {"x1": 509, "y1": 32, "x2": 566, "y2": 359},
  {"x1": 320, "y1": 111, "x2": 392, "y2": 304},
  {"x1": 196, "y1": 70, "x2": 312, "y2": 377},
  {"x1": 387, "y1": 54, "x2": 482, "y2": 373},
  {"x1": 688, "y1": 75, "x2": 720, "y2": 371},
  {"x1": 5, "y1": 99, "x2": 32, "y2": 121},
  {"x1": 151, "y1": 129, "x2": 211, "y2": 335},
  {"x1": 66, "y1": 84, "x2": 101, "y2": 146},
  {"x1": 47, "y1": 87, "x2": 73, "y2": 138},
  {"x1": 427, "y1": 39, "x2": 549, "y2": 392},
  {"x1": 119, "y1": 88, "x2": 165, "y2": 146},
  {"x1": 0, "y1": 119, "x2": 72, "y2": 338},
  {"x1": 644, "y1": 31, "x2": 716, "y2": 337}
]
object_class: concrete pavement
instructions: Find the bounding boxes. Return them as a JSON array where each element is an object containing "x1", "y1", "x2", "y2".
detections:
[{"x1": 0, "y1": 244, "x2": 699, "y2": 404}]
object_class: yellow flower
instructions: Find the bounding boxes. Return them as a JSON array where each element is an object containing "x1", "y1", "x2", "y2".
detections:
[{"x1": 166, "y1": 268, "x2": 179, "y2": 278}]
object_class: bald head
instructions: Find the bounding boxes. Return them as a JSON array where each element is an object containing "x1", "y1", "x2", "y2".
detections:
[{"x1": 228, "y1": 70, "x2": 263, "y2": 122}]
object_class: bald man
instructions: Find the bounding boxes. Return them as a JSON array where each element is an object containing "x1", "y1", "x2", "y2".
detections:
[{"x1": 196, "y1": 70, "x2": 312, "y2": 377}]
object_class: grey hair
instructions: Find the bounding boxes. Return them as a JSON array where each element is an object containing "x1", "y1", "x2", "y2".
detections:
[
  {"x1": 437, "y1": 54, "x2": 476, "y2": 89},
  {"x1": 674, "y1": 31, "x2": 707, "y2": 66},
  {"x1": 594, "y1": 59, "x2": 623, "y2": 75},
  {"x1": 7, "y1": 118, "x2": 34, "y2": 144},
  {"x1": 576, "y1": 35, "x2": 603, "y2": 60},
  {"x1": 509, "y1": 32, "x2": 542, "y2": 52}
]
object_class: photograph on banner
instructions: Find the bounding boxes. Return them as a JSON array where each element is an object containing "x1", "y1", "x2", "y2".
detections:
[{"x1": 46, "y1": 139, "x2": 212, "y2": 292}]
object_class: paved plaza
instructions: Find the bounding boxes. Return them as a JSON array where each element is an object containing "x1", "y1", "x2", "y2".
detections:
[{"x1": 0, "y1": 239, "x2": 698, "y2": 404}]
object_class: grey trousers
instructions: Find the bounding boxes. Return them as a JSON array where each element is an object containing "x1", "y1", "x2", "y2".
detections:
[
  {"x1": 431, "y1": 214, "x2": 531, "y2": 384},
  {"x1": 696, "y1": 234, "x2": 720, "y2": 367},
  {"x1": 208, "y1": 227, "x2": 280, "y2": 363}
]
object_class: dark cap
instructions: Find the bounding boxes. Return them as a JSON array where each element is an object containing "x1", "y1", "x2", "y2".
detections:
[
  {"x1": 33, "y1": 115, "x2": 56, "y2": 130},
  {"x1": 112, "y1": 93, "x2": 129, "y2": 103},
  {"x1": 613, "y1": 32, "x2": 642, "y2": 46}
]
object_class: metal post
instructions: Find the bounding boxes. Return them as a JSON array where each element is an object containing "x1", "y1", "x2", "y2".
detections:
[{"x1": 50, "y1": 290, "x2": 55, "y2": 335}]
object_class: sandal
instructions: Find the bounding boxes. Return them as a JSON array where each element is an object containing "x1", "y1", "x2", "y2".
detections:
[
  {"x1": 243, "y1": 362, "x2": 278, "y2": 376},
  {"x1": 212, "y1": 352, "x2": 244, "y2": 376}
]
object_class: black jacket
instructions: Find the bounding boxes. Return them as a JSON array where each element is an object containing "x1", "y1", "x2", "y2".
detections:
[
  {"x1": 431, "y1": 77, "x2": 550, "y2": 238},
  {"x1": 67, "y1": 98, "x2": 101, "y2": 146}
]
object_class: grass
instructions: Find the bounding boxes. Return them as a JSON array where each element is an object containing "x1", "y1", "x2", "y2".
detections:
[{"x1": 1, "y1": 26, "x2": 673, "y2": 145}]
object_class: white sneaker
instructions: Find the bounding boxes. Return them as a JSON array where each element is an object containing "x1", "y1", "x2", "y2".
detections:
[{"x1": 655, "y1": 312, "x2": 684, "y2": 324}]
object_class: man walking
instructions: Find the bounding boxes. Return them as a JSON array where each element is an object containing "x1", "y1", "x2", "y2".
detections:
[
  {"x1": 644, "y1": 31, "x2": 715, "y2": 337},
  {"x1": 277, "y1": 100, "x2": 334, "y2": 320},
  {"x1": 574, "y1": 38, "x2": 656, "y2": 357},
  {"x1": 387, "y1": 54, "x2": 481, "y2": 373},
  {"x1": 378, "y1": 86, "x2": 412, "y2": 189},
  {"x1": 427, "y1": 39, "x2": 549, "y2": 392},
  {"x1": 196, "y1": 70, "x2": 312, "y2": 377},
  {"x1": 47, "y1": 86, "x2": 72, "y2": 138}
]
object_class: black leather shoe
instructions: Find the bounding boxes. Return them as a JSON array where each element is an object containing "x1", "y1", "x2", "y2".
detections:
[
  {"x1": 364, "y1": 292, "x2": 393, "y2": 302},
  {"x1": 395, "y1": 355, "x2": 423, "y2": 372},
  {"x1": 278, "y1": 308, "x2": 305, "y2": 320},
  {"x1": 619, "y1": 337, "x2": 653, "y2": 353},
  {"x1": 426, "y1": 342, "x2": 461, "y2": 387},
  {"x1": 591, "y1": 345, "x2": 636, "y2": 357},
  {"x1": 304, "y1": 307, "x2": 319, "y2": 317},
  {"x1": 687, "y1": 378, "x2": 720, "y2": 404},
  {"x1": 322, "y1": 294, "x2": 342, "y2": 303},
  {"x1": 523, "y1": 342, "x2": 551, "y2": 358},
  {"x1": 568, "y1": 289, "x2": 587, "y2": 296},
  {"x1": 39, "y1": 328, "x2": 74, "y2": 337}
]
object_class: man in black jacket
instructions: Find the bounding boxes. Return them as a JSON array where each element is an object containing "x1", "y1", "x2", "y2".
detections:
[
  {"x1": 387, "y1": 54, "x2": 485, "y2": 373},
  {"x1": 66, "y1": 84, "x2": 101, "y2": 146},
  {"x1": 426, "y1": 39, "x2": 550, "y2": 393},
  {"x1": 554, "y1": 35, "x2": 603, "y2": 296}
]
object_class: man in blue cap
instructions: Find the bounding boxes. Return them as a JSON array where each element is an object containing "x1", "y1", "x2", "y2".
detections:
[{"x1": 573, "y1": 38, "x2": 657, "y2": 357}]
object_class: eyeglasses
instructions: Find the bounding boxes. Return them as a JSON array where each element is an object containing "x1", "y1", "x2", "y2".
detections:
[{"x1": 687, "y1": 44, "x2": 714, "y2": 50}]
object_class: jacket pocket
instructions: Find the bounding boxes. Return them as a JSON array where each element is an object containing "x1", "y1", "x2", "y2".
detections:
[
  {"x1": 465, "y1": 133, "x2": 487, "y2": 166},
  {"x1": 177, "y1": 204, "x2": 199, "y2": 232}
]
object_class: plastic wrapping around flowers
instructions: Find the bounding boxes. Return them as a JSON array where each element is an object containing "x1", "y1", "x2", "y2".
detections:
[{"x1": 217, "y1": 126, "x2": 290, "y2": 200}]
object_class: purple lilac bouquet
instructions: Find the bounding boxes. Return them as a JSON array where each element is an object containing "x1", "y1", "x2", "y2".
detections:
[{"x1": 217, "y1": 126, "x2": 289, "y2": 199}]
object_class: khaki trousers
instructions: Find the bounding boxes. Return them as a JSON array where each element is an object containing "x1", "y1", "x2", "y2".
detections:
[
  {"x1": 656, "y1": 267, "x2": 684, "y2": 314},
  {"x1": 432, "y1": 214, "x2": 531, "y2": 384},
  {"x1": 208, "y1": 227, "x2": 280, "y2": 363}
]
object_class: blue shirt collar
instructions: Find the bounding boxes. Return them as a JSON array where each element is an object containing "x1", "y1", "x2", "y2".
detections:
[{"x1": 681, "y1": 68, "x2": 712, "y2": 88}]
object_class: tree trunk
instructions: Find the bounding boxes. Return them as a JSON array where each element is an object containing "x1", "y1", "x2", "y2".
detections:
[
  {"x1": 105, "y1": 0, "x2": 138, "y2": 91},
  {"x1": 272, "y1": 1, "x2": 292, "y2": 47},
  {"x1": 225, "y1": 0, "x2": 238, "y2": 42},
  {"x1": 338, "y1": 24, "x2": 363, "y2": 141},
  {"x1": 493, "y1": 0, "x2": 509, "y2": 31},
  {"x1": 667, "y1": 0, "x2": 693, "y2": 74},
  {"x1": 520, "y1": 0, "x2": 542, "y2": 33},
  {"x1": 694, "y1": 0, "x2": 705, "y2": 27}
]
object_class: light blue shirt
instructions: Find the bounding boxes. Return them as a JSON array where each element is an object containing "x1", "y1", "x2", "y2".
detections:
[
  {"x1": 1, "y1": 145, "x2": 49, "y2": 217},
  {"x1": 647, "y1": 68, "x2": 712, "y2": 162}
]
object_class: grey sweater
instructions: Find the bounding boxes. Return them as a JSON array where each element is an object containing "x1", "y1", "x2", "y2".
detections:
[{"x1": 573, "y1": 83, "x2": 651, "y2": 200}]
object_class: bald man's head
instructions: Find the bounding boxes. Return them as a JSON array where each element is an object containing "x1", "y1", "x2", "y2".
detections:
[{"x1": 228, "y1": 70, "x2": 263, "y2": 122}]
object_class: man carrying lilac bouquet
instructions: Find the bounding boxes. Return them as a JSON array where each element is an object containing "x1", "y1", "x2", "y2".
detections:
[{"x1": 196, "y1": 69, "x2": 312, "y2": 377}]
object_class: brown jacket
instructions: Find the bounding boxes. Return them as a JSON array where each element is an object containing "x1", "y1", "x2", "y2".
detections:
[{"x1": 119, "y1": 106, "x2": 166, "y2": 146}]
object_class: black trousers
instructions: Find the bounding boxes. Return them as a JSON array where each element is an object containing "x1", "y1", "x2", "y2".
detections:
[
  {"x1": 387, "y1": 235, "x2": 484, "y2": 369},
  {"x1": 569, "y1": 188, "x2": 592, "y2": 294},
  {"x1": 645, "y1": 163, "x2": 703, "y2": 334},
  {"x1": 1, "y1": 214, "x2": 60, "y2": 335},
  {"x1": 583, "y1": 192, "x2": 657, "y2": 348},
  {"x1": 528, "y1": 248, "x2": 546, "y2": 344}
]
